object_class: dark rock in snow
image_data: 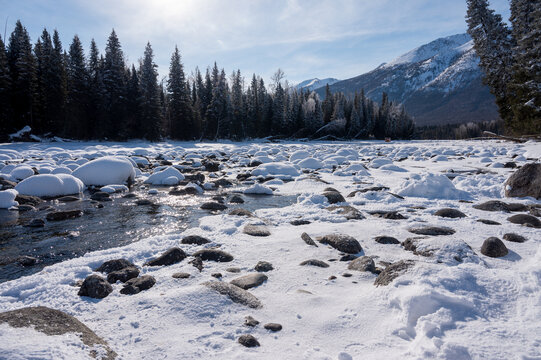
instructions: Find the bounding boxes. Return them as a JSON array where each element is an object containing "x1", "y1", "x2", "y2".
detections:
[
  {"x1": 181, "y1": 235, "x2": 211, "y2": 245},
  {"x1": 244, "y1": 315, "x2": 259, "y2": 327},
  {"x1": 238, "y1": 334, "x2": 260, "y2": 347},
  {"x1": 347, "y1": 256, "x2": 376, "y2": 273},
  {"x1": 46, "y1": 210, "x2": 82, "y2": 221},
  {"x1": 503, "y1": 233, "x2": 527, "y2": 243},
  {"x1": 408, "y1": 226, "x2": 455, "y2": 236},
  {"x1": 340, "y1": 254, "x2": 358, "y2": 261},
  {"x1": 211, "y1": 273, "x2": 222, "y2": 278},
  {"x1": 480, "y1": 237, "x2": 508, "y2": 258},
  {"x1": 255, "y1": 261, "x2": 273, "y2": 272},
  {"x1": 434, "y1": 208, "x2": 467, "y2": 218},
  {"x1": 226, "y1": 267, "x2": 241, "y2": 273},
  {"x1": 95, "y1": 259, "x2": 135, "y2": 274},
  {"x1": 290, "y1": 219, "x2": 311, "y2": 226},
  {"x1": 228, "y1": 208, "x2": 254, "y2": 217},
  {"x1": 172, "y1": 272, "x2": 191, "y2": 279},
  {"x1": 193, "y1": 249, "x2": 234, "y2": 262},
  {"x1": 17, "y1": 255, "x2": 37, "y2": 267},
  {"x1": 327, "y1": 205, "x2": 365, "y2": 220},
  {"x1": 243, "y1": 224, "x2": 270, "y2": 236},
  {"x1": 189, "y1": 257, "x2": 204, "y2": 271},
  {"x1": 301, "y1": 232, "x2": 318, "y2": 247},
  {"x1": 120, "y1": 275, "x2": 156, "y2": 295},
  {"x1": 507, "y1": 214, "x2": 541, "y2": 228},
  {"x1": 26, "y1": 218, "x2": 45, "y2": 228},
  {"x1": 0, "y1": 306, "x2": 117, "y2": 360},
  {"x1": 203, "y1": 281, "x2": 262, "y2": 308},
  {"x1": 374, "y1": 260, "x2": 414, "y2": 286},
  {"x1": 322, "y1": 191, "x2": 346, "y2": 204},
  {"x1": 369, "y1": 210, "x2": 407, "y2": 220},
  {"x1": 144, "y1": 247, "x2": 187, "y2": 266},
  {"x1": 0, "y1": 178, "x2": 17, "y2": 189},
  {"x1": 230, "y1": 273, "x2": 268, "y2": 289},
  {"x1": 374, "y1": 236, "x2": 400, "y2": 244},
  {"x1": 229, "y1": 195, "x2": 245, "y2": 204},
  {"x1": 15, "y1": 194, "x2": 42, "y2": 206},
  {"x1": 203, "y1": 161, "x2": 220, "y2": 172},
  {"x1": 477, "y1": 219, "x2": 501, "y2": 225},
  {"x1": 505, "y1": 163, "x2": 541, "y2": 199},
  {"x1": 200, "y1": 202, "x2": 227, "y2": 211},
  {"x1": 107, "y1": 266, "x2": 139, "y2": 283},
  {"x1": 473, "y1": 200, "x2": 528, "y2": 212},
  {"x1": 318, "y1": 234, "x2": 362, "y2": 254},
  {"x1": 300, "y1": 259, "x2": 330, "y2": 268},
  {"x1": 264, "y1": 323, "x2": 282, "y2": 332},
  {"x1": 78, "y1": 275, "x2": 113, "y2": 299}
]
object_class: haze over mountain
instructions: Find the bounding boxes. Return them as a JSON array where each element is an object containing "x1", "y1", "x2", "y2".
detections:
[{"x1": 314, "y1": 34, "x2": 500, "y2": 126}]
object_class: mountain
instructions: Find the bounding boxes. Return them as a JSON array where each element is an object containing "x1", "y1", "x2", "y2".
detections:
[
  {"x1": 295, "y1": 78, "x2": 340, "y2": 92},
  {"x1": 316, "y1": 34, "x2": 500, "y2": 126}
]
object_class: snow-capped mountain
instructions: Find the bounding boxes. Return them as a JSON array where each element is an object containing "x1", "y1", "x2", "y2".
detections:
[
  {"x1": 316, "y1": 34, "x2": 499, "y2": 126},
  {"x1": 295, "y1": 77, "x2": 340, "y2": 92}
]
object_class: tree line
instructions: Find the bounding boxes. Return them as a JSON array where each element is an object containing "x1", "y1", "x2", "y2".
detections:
[
  {"x1": 466, "y1": 0, "x2": 540, "y2": 135},
  {"x1": 0, "y1": 20, "x2": 415, "y2": 142}
]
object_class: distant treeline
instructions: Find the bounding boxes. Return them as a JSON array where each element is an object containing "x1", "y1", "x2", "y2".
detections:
[
  {"x1": 0, "y1": 20, "x2": 415, "y2": 142},
  {"x1": 415, "y1": 120, "x2": 503, "y2": 140}
]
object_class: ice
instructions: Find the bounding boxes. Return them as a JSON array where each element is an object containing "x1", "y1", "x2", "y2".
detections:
[
  {"x1": 14, "y1": 174, "x2": 84, "y2": 197},
  {"x1": 72, "y1": 156, "x2": 136, "y2": 186}
]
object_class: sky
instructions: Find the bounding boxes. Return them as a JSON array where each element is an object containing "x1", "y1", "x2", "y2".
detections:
[{"x1": 1, "y1": 0, "x2": 512, "y2": 85}]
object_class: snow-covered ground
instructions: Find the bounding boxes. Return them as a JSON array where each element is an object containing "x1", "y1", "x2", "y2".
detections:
[{"x1": 0, "y1": 139, "x2": 540, "y2": 360}]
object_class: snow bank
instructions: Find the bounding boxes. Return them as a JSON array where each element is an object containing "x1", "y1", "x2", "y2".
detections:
[
  {"x1": 72, "y1": 156, "x2": 136, "y2": 186},
  {"x1": 144, "y1": 166, "x2": 185, "y2": 185},
  {"x1": 0, "y1": 189, "x2": 18, "y2": 209},
  {"x1": 251, "y1": 162, "x2": 300, "y2": 178},
  {"x1": 15, "y1": 174, "x2": 84, "y2": 197},
  {"x1": 395, "y1": 173, "x2": 471, "y2": 200}
]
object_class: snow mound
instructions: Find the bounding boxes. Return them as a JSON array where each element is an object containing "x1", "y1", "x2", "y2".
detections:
[
  {"x1": 100, "y1": 184, "x2": 129, "y2": 193},
  {"x1": 0, "y1": 189, "x2": 18, "y2": 209},
  {"x1": 380, "y1": 164, "x2": 408, "y2": 172},
  {"x1": 244, "y1": 183, "x2": 273, "y2": 195},
  {"x1": 144, "y1": 166, "x2": 185, "y2": 185},
  {"x1": 72, "y1": 156, "x2": 136, "y2": 186},
  {"x1": 335, "y1": 163, "x2": 370, "y2": 176},
  {"x1": 10, "y1": 166, "x2": 35, "y2": 181},
  {"x1": 290, "y1": 150, "x2": 311, "y2": 162},
  {"x1": 370, "y1": 158, "x2": 393, "y2": 168},
  {"x1": 15, "y1": 174, "x2": 84, "y2": 197},
  {"x1": 395, "y1": 173, "x2": 471, "y2": 200},
  {"x1": 251, "y1": 162, "x2": 300, "y2": 178},
  {"x1": 297, "y1": 158, "x2": 324, "y2": 170}
]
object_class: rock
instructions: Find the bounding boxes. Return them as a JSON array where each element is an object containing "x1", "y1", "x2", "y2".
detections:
[
  {"x1": 327, "y1": 205, "x2": 365, "y2": 220},
  {"x1": 203, "y1": 161, "x2": 220, "y2": 172},
  {"x1": 184, "y1": 173, "x2": 206, "y2": 184},
  {"x1": 238, "y1": 334, "x2": 260, "y2": 347},
  {"x1": 193, "y1": 249, "x2": 234, "y2": 262},
  {"x1": 299, "y1": 259, "x2": 330, "y2": 268},
  {"x1": 15, "y1": 204, "x2": 35, "y2": 211},
  {"x1": 434, "y1": 208, "x2": 467, "y2": 218},
  {"x1": 505, "y1": 163, "x2": 541, "y2": 199},
  {"x1": 17, "y1": 255, "x2": 37, "y2": 266},
  {"x1": 15, "y1": 194, "x2": 42, "y2": 206},
  {"x1": 211, "y1": 272, "x2": 222, "y2": 278},
  {"x1": 226, "y1": 267, "x2": 241, "y2": 273},
  {"x1": 144, "y1": 247, "x2": 187, "y2": 266},
  {"x1": 408, "y1": 226, "x2": 455, "y2": 236},
  {"x1": 477, "y1": 219, "x2": 501, "y2": 225},
  {"x1": 0, "y1": 178, "x2": 17, "y2": 189},
  {"x1": 26, "y1": 218, "x2": 45, "y2": 228},
  {"x1": 301, "y1": 232, "x2": 318, "y2": 247},
  {"x1": 342, "y1": 273, "x2": 353, "y2": 277},
  {"x1": 480, "y1": 237, "x2": 509, "y2": 258},
  {"x1": 230, "y1": 273, "x2": 268, "y2": 289},
  {"x1": 318, "y1": 234, "x2": 362, "y2": 254},
  {"x1": 135, "y1": 199, "x2": 154, "y2": 206},
  {"x1": 172, "y1": 272, "x2": 191, "y2": 279},
  {"x1": 200, "y1": 202, "x2": 227, "y2": 211},
  {"x1": 78, "y1": 275, "x2": 113, "y2": 299},
  {"x1": 0, "y1": 306, "x2": 116, "y2": 360},
  {"x1": 374, "y1": 260, "x2": 414, "y2": 286},
  {"x1": 243, "y1": 224, "x2": 270, "y2": 237},
  {"x1": 123, "y1": 193, "x2": 137, "y2": 199},
  {"x1": 340, "y1": 254, "x2": 357, "y2": 261},
  {"x1": 264, "y1": 323, "x2": 282, "y2": 332},
  {"x1": 203, "y1": 281, "x2": 262, "y2": 308},
  {"x1": 229, "y1": 195, "x2": 245, "y2": 204},
  {"x1": 189, "y1": 257, "x2": 204, "y2": 271},
  {"x1": 473, "y1": 200, "x2": 528, "y2": 212},
  {"x1": 244, "y1": 316, "x2": 259, "y2": 327},
  {"x1": 507, "y1": 214, "x2": 541, "y2": 228},
  {"x1": 46, "y1": 210, "x2": 83, "y2": 221},
  {"x1": 504, "y1": 161, "x2": 517, "y2": 168},
  {"x1": 181, "y1": 235, "x2": 211, "y2": 245},
  {"x1": 120, "y1": 275, "x2": 156, "y2": 295},
  {"x1": 322, "y1": 191, "x2": 346, "y2": 204},
  {"x1": 95, "y1": 258, "x2": 135, "y2": 274},
  {"x1": 347, "y1": 256, "x2": 376, "y2": 273},
  {"x1": 374, "y1": 236, "x2": 400, "y2": 244},
  {"x1": 228, "y1": 208, "x2": 254, "y2": 217},
  {"x1": 401, "y1": 238, "x2": 433, "y2": 257},
  {"x1": 107, "y1": 266, "x2": 139, "y2": 283},
  {"x1": 90, "y1": 192, "x2": 110, "y2": 201},
  {"x1": 369, "y1": 210, "x2": 407, "y2": 220},
  {"x1": 213, "y1": 178, "x2": 233, "y2": 187},
  {"x1": 290, "y1": 219, "x2": 311, "y2": 226},
  {"x1": 255, "y1": 261, "x2": 273, "y2": 272},
  {"x1": 328, "y1": 275, "x2": 337, "y2": 280},
  {"x1": 503, "y1": 233, "x2": 527, "y2": 243}
]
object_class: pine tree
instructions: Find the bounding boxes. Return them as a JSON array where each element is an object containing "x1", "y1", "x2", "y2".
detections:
[
  {"x1": 138, "y1": 42, "x2": 162, "y2": 141},
  {"x1": 0, "y1": 36, "x2": 11, "y2": 139},
  {"x1": 66, "y1": 35, "x2": 89, "y2": 138},
  {"x1": 167, "y1": 46, "x2": 193, "y2": 139},
  {"x1": 50, "y1": 30, "x2": 67, "y2": 135},
  {"x1": 125, "y1": 65, "x2": 141, "y2": 138},
  {"x1": 7, "y1": 20, "x2": 36, "y2": 133},
  {"x1": 271, "y1": 82, "x2": 285, "y2": 135},
  {"x1": 87, "y1": 39, "x2": 104, "y2": 139},
  {"x1": 102, "y1": 30, "x2": 126, "y2": 139},
  {"x1": 230, "y1": 69, "x2": 245, "y2": 140},
  {"x1": 373, "y1": 92, "x2": 389, "y2": 139}
]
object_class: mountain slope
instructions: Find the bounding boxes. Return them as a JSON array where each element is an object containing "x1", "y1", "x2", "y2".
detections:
[
  {"x1": 316, "y1": 34, "x2": 499, "y2": 126},
  {"x1": 295, "y1": 78, "x2": 340, "y2": 92}
]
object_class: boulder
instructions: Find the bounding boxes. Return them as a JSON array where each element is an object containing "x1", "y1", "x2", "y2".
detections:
[
  {"x1": 477, "y1": 219, "x2": 501, "y2": 225},
  {"x1": 78, "y1": 275, "x2": 113, "y2": 299},
  {"x1": 408, "y1": 226, "x2": 455, "y2": 236},
  {"x1": 322, "y1": 191, "x2": 346, "y2": 204},
  {"x1": 503, "y1": 233, "x2": 527, "y2": 243},
  {"x1": 507, "y1": 214, "x2": 541, "y2": 228},
  {"x1": 203, "y1": 281, "x2": 262, "y2": 308},
  {"x1": 243, "y1": 224, "x2": 270, "y2": 237},
  {"x1": 374, "y1": 260, "x2": 414, "y2": 286},
  {"x1": 254, "y1": 261, "x2": 273, "y2": 272},
  {"x1": 107, "y1": 266, "x2": 139, "y2": 283},
  {"x1": 299, "y1": 259, "x2": 330, "y2": 268},
  {"x1": 46, "y1": 210, "x2": 82, "y2": 221},
  {"x1": 230, "y1": 273, "x2": 268, "y2": 290},
  {"x1": 244, "y1": 316, "x2": 259, "y2": 327},
  {"x1": 95, "y1": 259, "x2": 135, "y2": 274},
  {"x1": 347, "y1": 256, "x2": 376, "y2": 273},
  {"x1": 301, "y1": 232, "x2": 318, "y2": 247},
  {"x1": 26, "y1": 218, "x2": 45, "y2": 228},
  {"x1": 144, "y1": 247, "x2": 187, "y2": 266},
  {"x1": 327, "y1": 205, "x2": 365, "y2": 220},
  {"x1": 181, "y1": 235, "x2": 211, "y2": 245},
  {"x1": 318, "y1": 234, "x2": 362, "y2": 254},
  {"x1": 120, "y1": 275, "x2": 156, "y2": 295},
  {"x1": 473, "y1": 200, "x2": 528, "y2": 212},
  {"x1": 480, "y1": 237, "x2": 508, "y2": 258},
  {"x1": 505, "y1": 163, "x2": 541, "y2": 199},
  {"x1": 238, "y1": 334, "x2": 260, "y2": 347},
  {"x1": 193, "y1": 249, "x2": 234, "y2": 262},
  {"x1": 17, "y1": 255, "x2": 37, "y2": 267},
  {"x1": 374, "y1": 236, "x2": 400, "y2": 244},
  {"x1": 434, "y1": 208, "x2": 467, "y2": 218},
  {"x1": 200, "y1": 202, "x2": 227, "y2": 211},
  {"x1": 228, "y1": 208, "x2": 254, "y2": 217},
  {"x1": 172, "y1": 272, "x2": 191, "y2": 279},
  {"x1": 290, "y1": 219, "x2": 311, "y2": 226},
  {"x1": 264, "y1": 323, "x2": 282, "y2": 332}
]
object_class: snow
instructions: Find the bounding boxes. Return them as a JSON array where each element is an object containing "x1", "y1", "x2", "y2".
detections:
[
  {"x1": 0, "y1": 139, "x2": 540, "y2": 360},
  {"x1": 100, "y1": 184, "x2": 129, "y2": 193},
  {"x1": 144, "y1": 166, "x2": 185, "y2": 185},
  {"x1": 72, "y1": 156, "x2": 136, "y2": 186},
  {"x1": 297, "y1": 157, "x2": 324, "y2": 170},
  {"x1": 244, "y1": 183, "x2": 274, "y2": 195},
  {"x1": 10, "y1": 166, "x2": 35, "y2": 180},
  {"x1": 14, "y1": 174, "x2": 84, "y2": 197},
  {"x1": 0, "y1": 189, "x2": 18, "y2": 209}
]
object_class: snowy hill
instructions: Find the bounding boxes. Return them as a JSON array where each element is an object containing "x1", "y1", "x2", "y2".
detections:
[
  {"x1": 317, "y1": 34, "x2": 500, "y2": 126},
  {"x1": 295, "y1": 77, "x2": 340, "y2": 92}
]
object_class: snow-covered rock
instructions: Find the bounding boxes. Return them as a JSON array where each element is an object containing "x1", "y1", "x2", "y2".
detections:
[
  {"x1": 0, "y1": 189, "x2": 18, "y2": 209},
  {"x1": 144, "y1": 166, "x2": 185, "y2": 186},
  {"x1": 15, "y1": 174, "x2": 84, "y2": 197},
  {"x1": 297, "y1": 158, "x2": 324, "y2": 170},
  {"x1": 395, "y1": 173, "x2": 471, "y2": 200},
  {"x1": 251, "y1": 162, "x2": 300, "y2": 178},
  {"x1": 72, "y1": 156, "x2": 136, "y2": 186},
  {"x1": 10, "y1": 166, "x2": 35, "y2": 181},
  {"x1": 244, "y1": 183, "x2": 273, "y2": 195}
]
